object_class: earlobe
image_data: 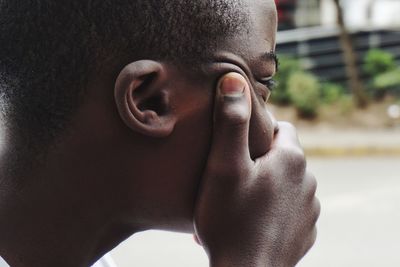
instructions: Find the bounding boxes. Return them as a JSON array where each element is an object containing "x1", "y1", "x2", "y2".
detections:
[{"x1": 114, "y1": 60, "x2": 177, "y2": 138}]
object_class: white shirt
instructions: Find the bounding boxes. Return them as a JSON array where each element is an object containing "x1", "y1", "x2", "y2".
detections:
[
  {"x1": 92, "y1": 254, "x2": 117, "y2": 267},
  {"x1": 0, "y1": 254, "x2": 116, "y2": 267},
  {"x1": 0, "y1": 256, "x2": 8, "y2": 267}
]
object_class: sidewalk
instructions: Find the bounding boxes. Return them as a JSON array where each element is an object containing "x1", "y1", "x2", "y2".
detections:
[{"x1": 298, "y1": 128, "x2": 400, "y2": 156}]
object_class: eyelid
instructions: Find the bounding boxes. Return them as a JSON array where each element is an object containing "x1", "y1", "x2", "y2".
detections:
[
  {"x1": 257, "y1": 77, "x2": 275, "y2": 102},
  {"x1": 258, "y1": 76, "x2": 275, "y2": 88},
  {"x1": 212, "y1": 54, "x2": 258, "y2": 86},
  {"x1": 259, "y1": 76, "x2": 273, "y2": 82},
  {"x1": 211, "y1": 54, "x2": 272, "y2": 101}
]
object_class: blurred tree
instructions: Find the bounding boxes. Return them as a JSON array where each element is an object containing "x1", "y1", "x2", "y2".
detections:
[
  {"x1": 288, "y1": 71, "x2": 320, "y2": 118},
  {"x1": 271, "y1": 56, "x2": 301, "y2": 105},
  {"x1": 321, "y1": 82, "x2": 344, "y2": 104},
  {"x1": 364, "y1": 49, "x2": 399, "y2": 100},
  {"x1": 333, "y1": 0, "x2": 368, "y2": 108},
  {"x1": 364, "y1": 49, "x2": 396, "y2": 76},
  {"x1": 374, "y1": 69, "x2": 400, "y2": 90}
]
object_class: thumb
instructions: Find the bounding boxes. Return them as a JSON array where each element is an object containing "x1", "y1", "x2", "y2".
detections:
[{"x1": 208, "y1": 72, "x2": 252, "y2": 166}]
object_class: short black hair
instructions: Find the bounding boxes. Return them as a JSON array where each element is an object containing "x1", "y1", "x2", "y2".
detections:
[{"x1": 0, "y1": 0, "x2": 249, "y2": 152}]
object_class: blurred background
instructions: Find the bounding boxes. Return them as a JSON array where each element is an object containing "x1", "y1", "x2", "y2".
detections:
[{"x1": 109, "y1": 0, "x2": 400, "y2": 266}]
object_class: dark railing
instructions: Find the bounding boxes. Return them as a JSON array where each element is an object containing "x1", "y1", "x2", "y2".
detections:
[{"x1": 276, "y1": 27, "x2": 400, "y2": 85}]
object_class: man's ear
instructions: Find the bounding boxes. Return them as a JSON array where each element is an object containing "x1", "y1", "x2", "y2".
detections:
[{"x1": 114, "y1": 60, "x2": 176, "y2": 138}]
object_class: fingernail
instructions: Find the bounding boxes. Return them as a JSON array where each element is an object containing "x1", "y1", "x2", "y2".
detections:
[{"x1": 219, "y1": 73, "x2": 246, "y2": 96}]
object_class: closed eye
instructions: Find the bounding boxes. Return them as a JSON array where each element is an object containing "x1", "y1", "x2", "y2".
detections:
[{"x1": 259, "y1": 78, "x2": 276, "y2": 91}]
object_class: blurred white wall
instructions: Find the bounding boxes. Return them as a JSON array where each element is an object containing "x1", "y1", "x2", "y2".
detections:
[
  {"x1": 320, "y1": 0, "x2": 400, "y2": 29},
  {"x1": 295, "y1": 0, "x2": 321, "y2": 27},
  {"x1": 320, "y1": 0, "x2": 337, "y2": 26},
  {"x1": 372, "y1": 0, "x2": 400, "y2": 28}
]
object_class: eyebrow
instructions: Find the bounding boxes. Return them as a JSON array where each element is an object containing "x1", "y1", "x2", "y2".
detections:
[{"x1": 260, "y1": 51, "x2": 279, "y2": 72}]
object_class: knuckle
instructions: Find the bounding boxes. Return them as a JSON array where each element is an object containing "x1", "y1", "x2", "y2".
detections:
[
  {"x1": 265, "y1": 146, "x2": 307, "y2": 186},
  {"x1": 277, "y1": 146, "x2": 306, "y2": 180},
  {"x1": 278, "y1": 121, "x2": 297, "y2": 133},
  {"x1": 305, "y1": 172, "x2": 318, "y2": 198},
  {"x1": 309, "y1": 227, "x2": 318, "y2": 248},
  {"x1": 312, "y1": 198, "x2": 321, "y2": 223},
  {"x1": 300, "y1": 227, "x2": 318, "y2": 261},
  {"x1": 289, "y1": 148, "x2": 307, "y2": 174},
  {"x1": 278, "y1": 145, "x2": 306, "y2": 166},
  {"x1": 290, "y1": 146, "x2": 306, "y2": 165}
]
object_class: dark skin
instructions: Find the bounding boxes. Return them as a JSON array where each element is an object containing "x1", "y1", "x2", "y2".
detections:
[
  {"x1": 0, "y1": 0, "x2": 319, "y2": 266},
  {"x1": 195, "y1": 73, "x2": 319, "y2": 267}
]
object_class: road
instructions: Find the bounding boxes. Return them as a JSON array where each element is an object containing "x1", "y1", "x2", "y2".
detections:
[{"x1": 110, "y1": 156, "x2": 400, "y2": 267}]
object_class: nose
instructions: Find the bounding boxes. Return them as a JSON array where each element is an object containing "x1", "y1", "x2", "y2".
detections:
[{"x1": 248, "y1": 97, "x2": 276, "y2": 160}]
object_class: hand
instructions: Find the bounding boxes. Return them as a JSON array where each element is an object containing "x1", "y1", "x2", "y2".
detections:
[{"x1": 194, "y1": 73, "x2": 320, "y2": 267}]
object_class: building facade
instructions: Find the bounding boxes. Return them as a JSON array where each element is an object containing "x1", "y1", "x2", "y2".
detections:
[{"x1": 277, "y1": 0, "x2": 400, "y2": 31}]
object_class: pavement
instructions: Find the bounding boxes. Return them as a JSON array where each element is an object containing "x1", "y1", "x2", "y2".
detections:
[
  {"x1": 108, "y1": 127, "x2": 400, "y2": 266},
  {"x1": 298, "y1": 128, "x2": 400, "y2": 156},
  {"x1": 110, "y1": 157, "x2": 400, "y2": 267},
  {"x1": 298, "y1": 156, "x2": 400, "y2": 267}
]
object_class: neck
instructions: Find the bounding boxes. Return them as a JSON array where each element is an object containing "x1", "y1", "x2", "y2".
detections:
[
  {"x1": 0, "y1": 194, "x2": 100, "y2": 267},
  {"x1": 0, "y1": 176, "x2": 135, "y2": 267},
  {"x1": 0, "y1": 140, "x2": 137, "y2": 267}
]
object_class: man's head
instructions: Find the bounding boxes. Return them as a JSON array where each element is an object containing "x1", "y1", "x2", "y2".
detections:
[
  {"x1": 0, "y1": 0, "x2": 277, "y2": 233},
  {"x1": 0, "y1": 0, "x2": 248, "y2": 147}
]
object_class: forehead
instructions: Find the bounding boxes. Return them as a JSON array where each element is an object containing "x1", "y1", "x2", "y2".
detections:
[
  {"x1": 213, "y1": 0, "x2": 277, "y2": 57},
  {"x1": 211, "y1": 0, "x2": 277, "y2": 73},
  {"x1": 245, "y1": 0, "x2": 278, "y2": 54},
  {"x1": 185, "y1": 0, "x2": 278, "y2": 80}
]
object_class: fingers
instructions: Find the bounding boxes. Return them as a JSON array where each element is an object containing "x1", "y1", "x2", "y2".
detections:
[
  {"x1": 257, "y1": 121, "x2": 306, "y2": 184},
  {"x1": 208, "y1": 73, "x2": 252, "y2": 168},
  {"x1": 267, "y1": 110, "x2": 279, "y2": 135},
  {"x1": 263, "y1": 121, "x2": 304, "y2": 165},
  {"x1": 272, "y1": 121, "x2": 302, "y2": 151}
]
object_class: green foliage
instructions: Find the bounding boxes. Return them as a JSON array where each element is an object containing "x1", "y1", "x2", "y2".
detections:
[
  {"x1": 271, "y1": 56, "x2": 301, "y2": 105},
  {"x1": 287, "y1": 71, "x2": 321, "y2": 118},
  {"x1": 321, "y1": 82, "x2": 344, "y2": 104},
  {"x1": 363, "y1": 49, "x2": 400, "y2": 100},
  {"x1": 373, "y1": 68, "x2": 400, "y2": 90},
  {"x1": 364, "y1": 49, "x2": 396, "y2": 76},
  {"x1": 338, "y1": 94, "x2": 354, "y2": 115},
  {"x1": 268, "y1": 49, "x2": 400, "y2": 120}
]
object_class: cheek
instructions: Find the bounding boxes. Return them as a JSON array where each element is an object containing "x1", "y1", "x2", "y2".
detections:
[
  {"x1": 175, "y1": 107, "x2": 213, "y2": 193},
  {"x1": 174, "y1": 83, "x2": 215, "y2": 187},
  {"x1": 158, "y1": 89, "x2": 214, "y2": 230},
  {"x1": 175, "y1": 93, "x2": 214, "y2": 196}
]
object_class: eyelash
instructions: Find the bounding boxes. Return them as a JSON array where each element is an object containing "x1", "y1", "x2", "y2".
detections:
[{"x1": 259, "y1": 78, "x2": 276, "y2": 91}]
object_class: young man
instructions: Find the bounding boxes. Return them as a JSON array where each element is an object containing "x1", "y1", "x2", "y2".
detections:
[{"x1": 0, "y1": 0, "x2": 319, "y2": 266}]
